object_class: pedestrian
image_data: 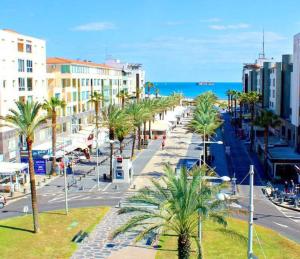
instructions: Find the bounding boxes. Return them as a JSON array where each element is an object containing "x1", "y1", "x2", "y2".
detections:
[
  {"x1": 59, "y1": 160, "x2": 64, "y2": 175},
  {"x1": 290, "y1": 180, "x2": 295, "y2": 194},
  {"x1": 66, "y1": 163, "x2": 72, "y2": 175},
  {"x1": 161, "y1": 139, "x2": 165, "y2": 150},
  {"x1": 284, "y1": 181, "x2": 288, "y2": 193}
]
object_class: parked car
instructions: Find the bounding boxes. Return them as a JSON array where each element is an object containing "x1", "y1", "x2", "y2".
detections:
[{"x1": 0, "y1": 195, "x2": 7, "y2": 209}]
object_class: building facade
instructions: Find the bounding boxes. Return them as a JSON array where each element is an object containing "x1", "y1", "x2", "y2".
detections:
[{"x1": 0, "y1": 29, "x2": 47, "y2": 162}]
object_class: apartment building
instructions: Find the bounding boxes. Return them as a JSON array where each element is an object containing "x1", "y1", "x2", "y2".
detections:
[
  {"x1": 105, "y1": 58, "x2": 145, "y2": 100},
  {"x1": 241, "y1": 41, "x2": 300, "y2": 180},
  {"x1": 0, "y1": 29, "x2": 47, "y2": 162}
]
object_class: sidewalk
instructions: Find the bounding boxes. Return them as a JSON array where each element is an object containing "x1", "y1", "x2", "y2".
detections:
[{"x1": 72, "y1": 117, "x2": 196, "y2": 259}]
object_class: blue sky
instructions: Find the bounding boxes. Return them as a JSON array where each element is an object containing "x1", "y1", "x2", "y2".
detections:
[{"x1": 1, "y1": 0, "x2": 300, "y2": 82}]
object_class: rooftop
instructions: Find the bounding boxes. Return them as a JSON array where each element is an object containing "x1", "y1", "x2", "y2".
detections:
[{"x1": 47, "y1": 57, "x2": 115, "y2": 69}]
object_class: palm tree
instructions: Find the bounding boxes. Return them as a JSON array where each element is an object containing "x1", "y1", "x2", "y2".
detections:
[
  {"x1": 1, "y1": 101, "x2": 47, "y2": 233},
  {"x1": 102, "y1": 105, "x2": 127, "y2": 180},
  {"x1": 254, "y1": 110, "x2": 281, "y2": 174},
  {"x1": 143, "y1": 99, "x2": 159, "y2": 139},
  {"x1": 43, "y1": 96, "x2": 65, "y2": 175},
  {"x1": 126, "y1": 102, "x2": 150, "y2": 157},
  {"x1": 226, "y1": 90, "x2": 231, "y2": 113},
  {"x1": 115, "y1": 120, "x2": 133, "y2": 155},
  {"x1": 89, "y1": 91, "x2": 103, "y2": 130},
  {"x1": 237, "y1": 92, "x2": 247, "y2": 129},
  {"x1": 117, "y1": 89, "x2": 130, "y2": 109},
  {"x1": 245, "y1": 91, "x2": 260, "y2": 151},
  {"x1": 145, "y1": 81, "x2": 154, "y2": 98},
  {"x1": 112, "y1": 165, "x2": 228, "y2": 259},
  {"x1": 155, "y1": 88, "x2": 160, "y2": 99}
]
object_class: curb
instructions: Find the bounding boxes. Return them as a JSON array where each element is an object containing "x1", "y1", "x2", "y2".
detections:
[{"x1": 267, "y1": 196, "x2": 300, "y2": 212}]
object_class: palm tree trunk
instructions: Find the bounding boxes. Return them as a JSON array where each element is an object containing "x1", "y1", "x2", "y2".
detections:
[
  {"x1": 148, "y1": 120, "x2": 152, "y2": 139},
  {"x1": 51, "y1": 110, "x2": 56, "y2": 175},
  {"x1": 27, "y1": 138, "x2": 40, "y2": 233},
  {"x1": 264, "y1": 127, "x2": 269, "y2": 174},
  {"x1": 178, "y1": 233, "x2": 191, "y2": 259},
  {"x1": 137, "y1": 125, "x2": 141, "y2": 150},
  {"x1": 227, "y1": 94, "x2": 230, "y2": 112},
  {"x1": 110, "y1": 142, "x2": 114, "y2": 181},
  {"x1": 239, "y1": 101, "x2": 243, "y2": 128},
  {"x1": 119, "y1": 139, "x2": 123, "y2": 154},
  {"x1": 234, "y1": 98, "x2": 237, "y2": 133},
  {"x1": 143, "y1": 121, "x2": 147, "y2": 146},
  {"x1": 250, "y1": 103, "x2": 254, "y2": 152},
  {"x1": 95, "y1": 102, "x2": 99, "y2": 130},
  {"x1": 122, "y1": 97, "x2": 124, "y2": 109},
  {"x1": 131, "y1": 131, "x2": 136, "y2": 159}
]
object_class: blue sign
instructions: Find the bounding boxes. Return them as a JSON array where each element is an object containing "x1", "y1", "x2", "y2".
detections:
[{"x1": 21, "y1": 157, "x2": 47, "y2": 174}]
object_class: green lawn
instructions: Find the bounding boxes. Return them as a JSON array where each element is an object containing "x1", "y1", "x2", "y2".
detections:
[
  {"x1": 0, "y1": 206, "x2": 109, "y2": 259},
  {"x1": 156, "y1": 218, "x2": 300, "y2": 259}
]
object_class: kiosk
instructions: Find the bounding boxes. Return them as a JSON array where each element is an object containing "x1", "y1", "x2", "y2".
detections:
[{"x1": 112, "y1": 156, "x2": 133, "y2": 183}]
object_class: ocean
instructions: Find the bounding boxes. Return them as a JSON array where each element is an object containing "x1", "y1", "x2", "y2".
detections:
[{"x1": 151, "y1": 82, "x2": 242, "y2": 100}]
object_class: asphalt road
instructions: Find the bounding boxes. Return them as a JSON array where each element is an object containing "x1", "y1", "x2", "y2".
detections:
[
  {"x1": 222, "y1": 112, "x2": 300, "y2": 243},
  {"x1": 0, "y1": 137, "x2": 161, "y2": 220}
]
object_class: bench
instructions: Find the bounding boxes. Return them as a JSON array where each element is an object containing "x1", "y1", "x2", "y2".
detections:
[{"x1": 72, "y1": 230, "x2": 89, "y2": 243}]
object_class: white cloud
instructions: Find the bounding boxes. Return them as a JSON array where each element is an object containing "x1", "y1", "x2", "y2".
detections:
[
  {"x1": 72, "y1": 22, "x2": 115, "y2": 31},
  {"x1": 209, "y1": 23, "x2": 250, "y2": 30}
]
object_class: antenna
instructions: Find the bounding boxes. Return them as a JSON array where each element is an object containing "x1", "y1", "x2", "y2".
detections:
[
  {"x1": 262, "y1": 28, "x2": 265, "y2": 58},
  {"x1": 259, "y1": 29, "x2": 265, "y2": 59}
]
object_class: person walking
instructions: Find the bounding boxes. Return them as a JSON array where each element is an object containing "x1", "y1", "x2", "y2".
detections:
[
  {"x1": 290, "y1": 180, "x2": 295, "y2": 194},
  {"x1": 284, "y1": 181, "x2": 289, "y2": 193},
  {"x1": 161, "y1": 139, "x2": 166, "y2": 150}
]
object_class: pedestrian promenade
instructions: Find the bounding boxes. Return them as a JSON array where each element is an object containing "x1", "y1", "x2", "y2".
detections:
[{"x1": 72, "y1": 117, "x2": 197, "y2": 259}]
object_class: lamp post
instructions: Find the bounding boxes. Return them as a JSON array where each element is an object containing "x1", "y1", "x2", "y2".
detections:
[{"x1": 198, "y1": 133, "x2": 224, "y2": 246}]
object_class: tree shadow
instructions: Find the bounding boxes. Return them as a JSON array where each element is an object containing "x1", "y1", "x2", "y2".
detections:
[{"x1": 0, "y1": 224, "x2": 34, "y2": 233}]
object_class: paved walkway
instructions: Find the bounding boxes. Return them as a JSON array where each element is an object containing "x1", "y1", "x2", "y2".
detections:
[{"x1": 72, "y1": 116, "x2": 196, "y2": 259}]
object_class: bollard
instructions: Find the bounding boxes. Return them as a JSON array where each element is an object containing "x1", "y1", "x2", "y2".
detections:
[
  {"x1": 115, "y1": 185, "x2": 118, "y2": 190},
  {"x1": 79, "y1": 176, "x2": 82, "y2": 181},
  {"x1": 43, "y1": 178, "x2": 46, "y2": 183},
  {"x1": 38, "y1": 182, "x2": 41, "y2": 186},
  {"x1": 23, "y1": 188, "x2": 27, "y2": 194},
  {"x1": 10, "y1": 192, "x2": 14, "y2": 197}
]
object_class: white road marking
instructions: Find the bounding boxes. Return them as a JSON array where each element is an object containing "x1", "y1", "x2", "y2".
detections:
[
  {"x1": 273, "y1": 221, "x2": 288, "y2": 228},
  {"x1": 68, "y1": 195, "x2": 83, "y2": 201},
  {"x1": 102, "y1": 183, "x2": 112, "y2": 192}
]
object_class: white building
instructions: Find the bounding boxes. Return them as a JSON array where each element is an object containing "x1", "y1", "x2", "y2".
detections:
[
  {"x1": 269, "y1": 62, "x2": 282, "y2": 116},
  {"x1": 0, "y1": 29, "x2": 47, "y2": 161}
]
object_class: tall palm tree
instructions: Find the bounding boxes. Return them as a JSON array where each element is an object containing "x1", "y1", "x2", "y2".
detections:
[
  {"x1": 1, "y1": 101, "x2": 47, "y2": 233},
  {"x1": 155, "y1": 88, "x2": 160, "y2": 99},
  {"x1": 254, "y1": 110, "x2": 281, "y2": 174},
  {"x1": 142, "y1": 99, "x2": 159, "y2": 139},
  {"x1": 112, "y1": 165, "x2": 228, "y2": 259},
  {"x1": 126, "y1": 102, "x2": 150, "y2": 157},
  {"x1": 43, "y1": 96, "x2": 65, "y2": 175},
  {"x1": 226, "y1": 90, "x2": 231, "y2": 113},
  {"x1": 237, "y1": 92, "x2": 247, "y2": 129},
  {"x1": 89, "y1": 91, "x2": 103, "y2": 130},
  {"x1": 102, "y1": 105, "x2": 127, "y2": 180},
  {"x1": 145, "y1": 81, "x2": 154, "y2": 98},
  {"x1": 245, "y1": 91, "x2": 260, "y2": 151},
  {"x1": 115, "y1": 120, "x2": 133, "y2": 155},
  {"x1": 117, "y1": 89, "x2": 130, "y2": 108}
]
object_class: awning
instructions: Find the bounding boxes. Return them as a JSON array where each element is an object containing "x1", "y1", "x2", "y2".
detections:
[
  {"x1": 0, "y1": 162, "x2": 28, "y2": 175},
  {"x1": 151, "y1": 120, "x2": 171, "y2": 132}
]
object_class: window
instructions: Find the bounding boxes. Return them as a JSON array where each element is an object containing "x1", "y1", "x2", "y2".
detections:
[
  {"x1": 26, "y1": 44, "x2": 32, "y2": 53},
  {"x1": 61, "y1": 65, "x2": 70, "y2": 73},
  {"x1": 18, "y1": 42, "x2": 24, "y2": 52},
  {"x1": 272, "y1": 90, "x2": 275, "y2": 98},
  {"x1": 2, "y1": 80, "x2": 6, "y2": 88},
  {"x1": 18, "y1": 78, "x2": 25, "y2": 91},
  {"x1": 26, "y1": 60, "x2": 33, "y2": 72},
  {"x1": 18, "y1": 59, "x2": 25, "y2": 72},
  {"x1": 72, "y1": 92, "x2": 77, "y2": 101},
  {"x1": 27, "y1": 78, "x2": 33, "y2": 91},
  {"x1": 55, "y1": 93, "x2": 61, "y2": 99},
  {"x1": 27, "y1": 96, "x2": 33, "y2": 102}
]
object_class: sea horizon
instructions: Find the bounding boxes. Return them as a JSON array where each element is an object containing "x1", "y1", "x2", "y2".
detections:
[{"x1": 151, "y1": 82, "x2": 242, "y2": 100}]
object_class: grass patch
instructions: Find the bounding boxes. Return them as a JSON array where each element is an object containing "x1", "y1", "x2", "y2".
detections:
[
  {"x1": 0, "y1": 206, "x2": 109, "y2": 259},
  {"x1": 156, "y1": 218, "x2": 300, "y2": 259}
]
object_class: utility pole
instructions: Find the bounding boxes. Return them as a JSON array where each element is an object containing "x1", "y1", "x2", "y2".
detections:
[
  {"x1": 248, "y1": 165, "x2": 254, "y2": 259},
  {"x1": 96, "y1": 127, "x2": 100, "y2": 189}
]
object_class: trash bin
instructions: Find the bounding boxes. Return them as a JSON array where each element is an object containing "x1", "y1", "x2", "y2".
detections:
[{"x1": 103, "y1": 173, "x2": 107, "y2": 181}]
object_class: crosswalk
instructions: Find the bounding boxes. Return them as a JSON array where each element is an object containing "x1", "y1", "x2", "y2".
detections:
[
  {"x1": 277, "y1": 206, "x2": 300, "y2": 224},
  {"x1": 42, "y1": 191, "x2": 134, "y2": 204}
]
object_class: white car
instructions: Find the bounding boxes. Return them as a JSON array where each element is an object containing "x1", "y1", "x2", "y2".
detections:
[{"x1": 0, "y1": 195, "x2": 7, "y2": 209}]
